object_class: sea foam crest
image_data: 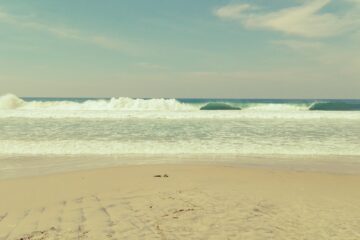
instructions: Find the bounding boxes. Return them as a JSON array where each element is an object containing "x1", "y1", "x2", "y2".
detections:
[
  {"x1": 244, "y1": 103, "x2": 308, "y2": 111},
  {"x1": 0, "y1": 94, "x2": 196, "y2": 111},
  {"x1": 0, "y1": 94, "x2": 25, "y2": 109}
]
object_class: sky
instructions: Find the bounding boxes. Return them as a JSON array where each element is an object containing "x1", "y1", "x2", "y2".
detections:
[{"x1": 0, "y1": 0, "x2": 359, "y2": 98}]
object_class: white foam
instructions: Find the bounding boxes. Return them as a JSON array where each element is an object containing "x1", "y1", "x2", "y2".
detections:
[
  {"x1": 1, "y1": 94, "x2": 360, "y2": 120},
  {"x1": 1, "y1": 108, "x2": 360, "y2": 120},
  {"x1": 0, "y1": 94, "x2": 25, "y2": 109},
  {"x1": 244, "y1": 103, "x2": 308, "y2": 111},
  {"x1": 1, "y1": 139, "x2": 359, "y2": 156},
  {"x1": 0, "y1": 94, "x2": 196, "y2": 111},
  {"x1": 26, "y1": 97, "x2": 196, "y2": 111}
]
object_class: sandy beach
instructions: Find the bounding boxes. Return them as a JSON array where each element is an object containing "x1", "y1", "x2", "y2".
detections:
[
  {"x1": 1, "y1": 164, "x2": 360, "y2": 240},
  {"x1": 2, "y1": 0, "x2": 360, "y2": 238}
]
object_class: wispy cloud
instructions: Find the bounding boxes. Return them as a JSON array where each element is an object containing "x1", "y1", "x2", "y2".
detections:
[
  {"x1": 0, "y1": 7, "x2": 135, "y2": 53},
  {"x1": 214, "y1": 0, "x2": 360, "y2": 38},
  {"x1": 214, "y1": 4, "x2": 252, "y2": 19}
]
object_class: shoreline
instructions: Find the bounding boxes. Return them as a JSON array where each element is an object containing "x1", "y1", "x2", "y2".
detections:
[
  {"x1": 1, "y1": 163, "x2": 360, "y2": 239},
  {"x1": 1, "y1": 154, "x2": 360, "y2": 180}
]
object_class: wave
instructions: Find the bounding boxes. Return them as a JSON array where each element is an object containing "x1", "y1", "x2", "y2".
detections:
[
  {"x1": 309, "y1": 102, "x2": 360, "y2": 111},
  {"x1": 1, "y1": 94, "x2": 360, "y2": 119},
  {"x1": 243, "y1": 103, "x2": 308, "y2": 111},
  {"x1": 0, "y1": 94, "x2": 196, "y2": 111},
  {"x1": 200, "y1": 102, "x2": 241, "y2": 110},
  {"x1": 0, "y1": 94, "x2": 25, "y2": 109}
]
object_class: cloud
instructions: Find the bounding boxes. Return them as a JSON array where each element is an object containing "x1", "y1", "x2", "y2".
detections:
[
  {"x1": 214, "y1": 4, "x2": 251, "y2": 19},
  {"x1": 0, "y1": 8, "x2": 134, "y2": 53},
  {"x1": 214, "y1": 0, "x2": 360, "y2": 38}
]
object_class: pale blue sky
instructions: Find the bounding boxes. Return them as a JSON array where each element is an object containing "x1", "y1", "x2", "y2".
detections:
[{"x1": 0, "y1": 0, "x2": 359, "y2": 98}]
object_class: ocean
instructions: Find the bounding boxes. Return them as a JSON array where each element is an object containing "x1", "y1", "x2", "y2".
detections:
[{"x1": 1, "y1": 93, "x2": 360, "y2": 177}]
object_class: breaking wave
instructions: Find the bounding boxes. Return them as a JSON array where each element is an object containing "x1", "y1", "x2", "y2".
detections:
[
  {"x1": 243, "y1": 103, "x2": 308, "y2": 111},
  {"x1": 0, "y1": 94, "x2": 309, "y2": 112},
  {"x1": 1, "y1": 94, "x2": 360, "y2": 120},
  {"x1": 0, "y1": 94, "x2": 25, "y2": 109},
  {"x1": 0, "y1": 94, "x2": 195, "y2": 111}
]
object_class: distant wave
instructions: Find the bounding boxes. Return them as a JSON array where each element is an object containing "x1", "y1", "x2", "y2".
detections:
[
  {"x1": 309, "y1": 102, "x2": 360, "y2": 111},
  {"x1": 200, "y1": 102, "x2": 241, "y2": 110}
]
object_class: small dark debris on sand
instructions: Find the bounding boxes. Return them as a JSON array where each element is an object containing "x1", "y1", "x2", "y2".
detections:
[
  {"x1": 173, "y1": 208, "x2": 194, "y2": 214},
  {"x1": 153, "y1": 174, "x2": 169, "y2": 178}
]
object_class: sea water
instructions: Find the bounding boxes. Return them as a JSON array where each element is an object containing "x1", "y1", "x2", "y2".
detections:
[{"x1": 1, "y1": 94, "x2": 360, "y2": 177}]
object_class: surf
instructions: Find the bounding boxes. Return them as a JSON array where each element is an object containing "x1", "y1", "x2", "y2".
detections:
[
  {"x1": 0, "y1": 94, "x2": 25, "y2": 109},
  {"x1": 1, "y1": 94, "x2": 360, "y2": 121},
  {"x1": 0, "y1": 94, "x2": 196, "y2": 111}
]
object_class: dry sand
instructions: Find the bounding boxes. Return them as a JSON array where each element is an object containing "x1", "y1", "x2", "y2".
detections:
[{"x1": 0, "y1": 164, "x2": 360, "y2": 240}]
